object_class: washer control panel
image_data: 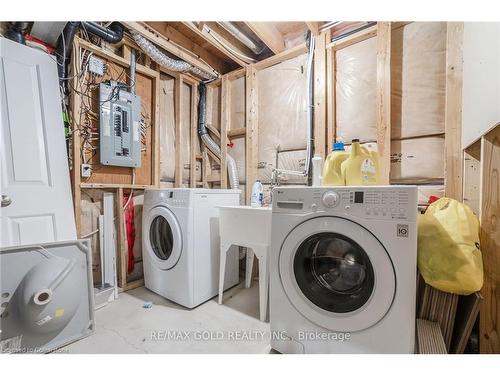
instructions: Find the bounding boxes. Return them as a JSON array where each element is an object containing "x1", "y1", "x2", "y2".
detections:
[
  {"x1": 273, "y1": 186, "x2": 417, "y2": 222},
  {"x1": 159, "y1": 190, "x2": 190, "y2": 207},
  {"x1": 322, "y1": 191, "x2": 340, "y2": 208}
]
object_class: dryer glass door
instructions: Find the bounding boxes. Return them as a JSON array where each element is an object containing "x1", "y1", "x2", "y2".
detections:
[
  {"x1": 149, "y1": 216, "x2": 174, "y2": 261},
  {"x1": 279, "y1": 216, "x2": 395, "y2": 332},
  {"x1": 145, "y1": 206, "x2": 182, "y2": 270}
]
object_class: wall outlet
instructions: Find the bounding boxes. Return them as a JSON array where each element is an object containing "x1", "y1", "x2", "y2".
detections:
[{"x1": 81, "y1": 163, "x2": 92, "y2": 178}]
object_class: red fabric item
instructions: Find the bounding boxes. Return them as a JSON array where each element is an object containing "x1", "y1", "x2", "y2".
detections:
[
  {"x1": 428, "y1": 195, "x2": 440, "y2": 205},
  {"x1": 122, "y1": 192, "x2": 136, "y2": 274},
  {"x1": 24, "y1": 34, "x2": 56, "y2": 54}
]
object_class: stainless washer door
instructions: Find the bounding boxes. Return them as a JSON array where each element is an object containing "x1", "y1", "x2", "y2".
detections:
[
  {"x1": 279, "y1": 216, "x2": 395, "y2": 332},
  {"x1": 144, "y1": 206, "x2": 182, "y2": 270}
]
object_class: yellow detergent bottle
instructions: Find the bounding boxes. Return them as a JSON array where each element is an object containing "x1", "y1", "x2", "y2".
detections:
[
  {"x1": 342, "y1": 139, "x2": 380, "y2": 185},
  {"x1": 322, "y1": 141, "x2": 349, "y2": 186}
]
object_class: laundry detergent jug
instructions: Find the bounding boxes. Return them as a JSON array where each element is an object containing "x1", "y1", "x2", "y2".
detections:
[
  {"x1": 322, "y1": 141, "x2": 349, "y2": 186},
  {"x1": 342, "y1": 139, "x2": 380, "y2": 185}
]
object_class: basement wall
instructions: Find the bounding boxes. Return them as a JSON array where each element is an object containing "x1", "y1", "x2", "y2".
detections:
[
  {"x1": 232, "y1": 23, "x2": 447, "y2": 204},
  {"x1": 334, "y1": 22, "x2": 447, "y2": 202}
]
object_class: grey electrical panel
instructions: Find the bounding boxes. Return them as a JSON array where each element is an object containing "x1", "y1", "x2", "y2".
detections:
[{"x1": 99, "y1": 81, "x2": 141, "y2": 167}]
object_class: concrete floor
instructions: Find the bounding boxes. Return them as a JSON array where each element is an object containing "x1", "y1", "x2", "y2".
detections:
[{"x1": 63, "y1": 281, "x2": 271, "y2": 354}]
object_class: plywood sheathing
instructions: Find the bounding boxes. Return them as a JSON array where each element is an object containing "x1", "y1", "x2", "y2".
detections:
[{"x1": 75, "y1": 38, "x2": 158, "y2": 187}]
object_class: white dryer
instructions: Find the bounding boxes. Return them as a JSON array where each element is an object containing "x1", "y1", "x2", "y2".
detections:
[
  {"x1": 142, "y1": 188, "x2": 240, "y2": 308},
  {"x1": 270, "y1": 186, "x2": 417, "y2": 353}
]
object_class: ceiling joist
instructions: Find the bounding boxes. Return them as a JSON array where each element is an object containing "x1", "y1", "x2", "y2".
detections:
[
  {"x1": 181, "y1": 22, "x2": 250, "y2": 67},
  {"x1": 305, "y1": 22, "x2": 320, "y2": 36},
  {"x1": 245, "y1": 22, "x2": 286, "y2": 54},
  {"x1": 203, "y1": 22, "x2": 258, "y2": 58}
]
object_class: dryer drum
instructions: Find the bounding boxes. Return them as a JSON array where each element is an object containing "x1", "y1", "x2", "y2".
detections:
[
  {"x1": 293, "y1": 232, "x2": 375, "y2": 314},
  {"x1": 149, "y1": 216, "x2": 174, "y2": 261}
]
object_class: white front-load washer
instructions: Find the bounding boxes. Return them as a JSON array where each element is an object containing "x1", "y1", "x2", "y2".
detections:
[
  {"x1": 142, "y1": 188, "x2": 240, "y2": 308},
  {"x1": 270, "y1": 186, "x2": 417, "y2": 353}
]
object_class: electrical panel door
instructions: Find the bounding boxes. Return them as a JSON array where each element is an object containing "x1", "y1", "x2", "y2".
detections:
[{"x1": 99, "y1": 81, "x2": 141, "y2": 167}]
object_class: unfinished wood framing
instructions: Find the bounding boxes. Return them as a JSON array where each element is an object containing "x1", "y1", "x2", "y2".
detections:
[
  {"x1": 220, "y1": 75, "x2": 230, "y2": 188},
  {"x1": 70, "y1": 36, "x2": 162, "y2": 292},
  {"x1": 376, "y1": 22, "x2": 392, "y2": 184},
  {"x1": 245, "y1": 65, "x2": 259, "y2": 203},
  {"x1": 327, "y1": 25, "x2": 377, "y2": 50},
  {"x1": 254, "y1": 43, "x2": 307, "y2": 71},
  {"x1": 305, "y1": 22, "x2": 320, "y2": 36},
  {"x1": 190, "y1": 82, "x2": 199, "y2": 187},
  {"x1": 115, "y1": 188, "x2": 127, "y2": 288},
  {"x1": 445, "y1": 23, "x2": 464, "y2": 200},
  {"x1": 326, "y1": 47, "x2": 336, "y2": 154},
  {"x1": 174, "y1": 75, "x2": 184, "y2": 187},
  {"x1": 313, "y1": 31, "x2": 328, "y2": 159},
  {"x1": 67, "y1": 21, "x2": 477, "y2": 297},
  {"x1": 71, "y1": 39, "x2": 83, "y2": 235},
  {"x1": 180, "y1": 22, "x2": 249, "y2": 67},
  {"x1": 245, "y1": 22, "x2": 286, "y2": 54},
  {"x1": 479, "y1": 123, "x2": 500, "y2": 354}
]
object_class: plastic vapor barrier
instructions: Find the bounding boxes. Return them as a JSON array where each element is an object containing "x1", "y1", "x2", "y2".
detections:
[
  {"x1": 336, "y1": 37, "x2": 377, "y2": 142},
  {"x1": 257, "y1": 54, "x2": 309, "y2": 183},
  {"x1": 391, "y1": 22, "x2": 446, "y2": 138},
  {"x1": 335, "y1": 22, "x2": 447, "y2": 182}
]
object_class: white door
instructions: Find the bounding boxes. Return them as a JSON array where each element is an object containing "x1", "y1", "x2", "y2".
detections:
[
  {"x1": 279, "y1": 216, "x2": 396, "y2": 332},
  {"x1": 0, "y1": 37, "x2": 76, "y2": 247}
]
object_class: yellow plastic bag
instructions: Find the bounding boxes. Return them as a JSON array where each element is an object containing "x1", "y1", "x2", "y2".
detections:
[{"x1": 417, "y1": 198, "x2": 483, "y2": 295}]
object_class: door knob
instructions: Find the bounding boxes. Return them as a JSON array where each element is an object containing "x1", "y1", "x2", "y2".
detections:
[{"x1": 1, "y1": 194, "x2": 12, "y2": 207}]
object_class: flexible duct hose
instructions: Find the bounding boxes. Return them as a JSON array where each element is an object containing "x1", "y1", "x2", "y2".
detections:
[
  {"x1": 198, "y1": 84, "x2": 239, "y2": 189},
  {"x1": 131, "y1": 31, "x2": 217, "y2": 81}
]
